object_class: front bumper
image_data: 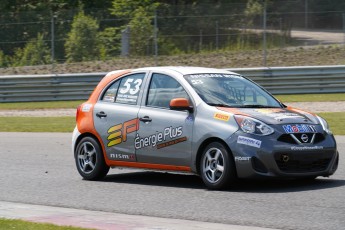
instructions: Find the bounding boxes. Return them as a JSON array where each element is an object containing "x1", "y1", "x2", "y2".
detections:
[{"x1": 229, "y1": 131, "x2": 339, "y2": 179}]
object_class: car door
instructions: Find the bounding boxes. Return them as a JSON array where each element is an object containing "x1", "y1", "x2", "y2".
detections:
[
  {"x1": 93, "y1": 72, "x2": 146, "y2": 162},
  {"x1": 135, "y1": 73, "x2": 194, "y2": 166}
]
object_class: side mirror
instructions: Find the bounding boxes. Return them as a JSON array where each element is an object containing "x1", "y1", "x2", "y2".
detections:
[{"x1": 170, "y1": 98, "x2": 194, "y2": 112}]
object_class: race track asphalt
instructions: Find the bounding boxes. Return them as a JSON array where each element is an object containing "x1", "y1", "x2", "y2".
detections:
[{"x1": 0, "y1": 133, "x2": 344, "y2": 230}]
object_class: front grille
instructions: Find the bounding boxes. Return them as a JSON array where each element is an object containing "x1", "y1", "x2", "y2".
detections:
[
  {"x1": 277, "y1": 133, "x2": 325, "y2": 144},
  {"x1": 274, "y1": 151, "x2": 334, "y2": 173}
]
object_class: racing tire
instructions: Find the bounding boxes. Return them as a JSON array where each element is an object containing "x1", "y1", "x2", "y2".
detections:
[
  {"x1": 75, "y1": 136, "x2": 109, "y2": 180},
  {"x1": 200, "y1": 142, "x2": 236, "y2": 190}
]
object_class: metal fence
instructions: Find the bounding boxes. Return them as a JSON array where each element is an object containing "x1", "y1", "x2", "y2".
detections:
[
  {"x1": 1, "y1": 1, "x2": 345, "y2": 69},
  {"x1": 1, "y1": 65, "x2": 344, "y2": 102}
]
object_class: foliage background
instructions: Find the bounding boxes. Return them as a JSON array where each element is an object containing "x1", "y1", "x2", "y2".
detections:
[{"x1": 0, "y1": 0, "x2": 345, "y2": 68}]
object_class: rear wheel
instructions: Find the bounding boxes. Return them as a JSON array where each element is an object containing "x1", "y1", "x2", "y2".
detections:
[
  {"x1": 200, "y1": 142, "x2": 236, "y2": 190},
  {"x1": 75, "y1": 136, "x2": 109, "y2": 180}
]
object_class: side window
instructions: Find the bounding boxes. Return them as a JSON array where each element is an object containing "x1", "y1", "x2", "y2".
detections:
[
  {"x1": 115, "y1": 73, "x2": 145, "y2": 105},
  {"x1": 147, "y1": 73, "x2": 189, "y2": 109},
  {"x1": 101, "y1": 80, "x2": 120, "y2": 102}
]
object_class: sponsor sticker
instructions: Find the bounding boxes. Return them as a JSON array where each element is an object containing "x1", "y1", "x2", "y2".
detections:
[
  {"x1": 237, "y1": 136, "x2": 262, "y2": 148},
  {"x1": 254, "y1": 109, "x2": 305, "y2": 121},
  {"x1": 189, "y1": 74, "x2": 241, "y2": 79},
  {"x1": 235, "y1": 156, "x2": 251, "y2": 161},
  {"x1": 291, "y1": 146, "x2": 323, "y2": 151},
  {"x1": 255, "y1": 108, "x2": 283, "y2": 114},
  {"x1": 82, "y1": 103, "x2": 92, "y2": 112},
  {"x1": 107, "y1": 118, "x2": 139, "y2": 147},
  {"x1": 135, "y1": 126, "x2": 185, "y2": 150},
  {"x1": 109, "y1": 153, "x2": 136, "y2": 160},
  {"x1": 214, "y1": 113, "x2": 230, "y2": 121},
  {"x1": 282, "y1": 124, "x2": 316, "y2": 134}
]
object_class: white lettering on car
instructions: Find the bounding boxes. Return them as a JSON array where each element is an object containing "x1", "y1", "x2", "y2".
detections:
[{"x1": 135, "y1": 126, "x2": 184, "y2": 149}]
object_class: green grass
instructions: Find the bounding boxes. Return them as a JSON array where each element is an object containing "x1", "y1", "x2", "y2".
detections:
[
  {"x1": 0, "y1": 113, "x2": 344, "y2": 135},
  {"x1": 318, "y1": 112, "x2": 345, "y2": 135},
  {"x1": 0, "y1": 218, "x2": 91, "y2": 230},
  {"x1": 0, "y1": 101, "x2": 84, "y2": 110},
  {"x1": 274, "y1": 93, "x2": 345, "y2": 102},
  {"x1": 0, "y1": 117, "x2": 75, "y2": 132}
]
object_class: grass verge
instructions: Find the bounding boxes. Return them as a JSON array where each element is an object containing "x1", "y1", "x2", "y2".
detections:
[
  {"x1": 0, "y1": 112, "x2": 344, "y2": 135},
  {"x1": 0, "y1": 117, "x2": 75, "y2": 132},
  {"x1": 318, "y1": 112, "x2": 345, "y2": 135},
  {"x1": 274, "y1": 93, "x2": 345, "y2": 102},
  {"x1": 0, "y1": 218, "x2": 90, "y2": 230},
  {"x1": 0, "y1": 101, "x2": 84, "y2": 110}
]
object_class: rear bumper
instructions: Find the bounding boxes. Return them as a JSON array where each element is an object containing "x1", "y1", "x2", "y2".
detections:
[{"x1": 72, "y1": 126, "x2": 81, "y2": 153}]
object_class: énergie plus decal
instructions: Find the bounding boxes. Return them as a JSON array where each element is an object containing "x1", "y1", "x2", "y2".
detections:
[{"x1": 135, "y1": 126, "x2": 186, "y2": 149}]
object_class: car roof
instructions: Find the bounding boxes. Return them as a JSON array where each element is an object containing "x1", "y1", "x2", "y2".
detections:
[{"x1": 134, "y1": 66, "x2": 240, "y2": 76}]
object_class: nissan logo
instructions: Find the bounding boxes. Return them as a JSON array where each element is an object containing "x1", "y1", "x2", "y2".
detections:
[{"x1": 301, "y1": 134, "x2": 309, "y2": 143}]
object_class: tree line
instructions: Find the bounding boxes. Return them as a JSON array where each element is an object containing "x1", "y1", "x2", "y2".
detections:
[{"x1": 0, "y1": 0, "x2": 344, "y2": 67}]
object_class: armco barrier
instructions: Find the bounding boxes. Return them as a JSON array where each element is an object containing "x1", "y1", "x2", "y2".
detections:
[{"x1": 0, "y1": 66, "x2": 345, "y2": 102}]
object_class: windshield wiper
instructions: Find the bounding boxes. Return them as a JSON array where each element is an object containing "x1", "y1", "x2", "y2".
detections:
[
  {"x1": 207, "y1": 103, "x2": 233, "y2": 108},
  {"x1": 234, "y1": 104, "x2": 281, "y2": 108}
]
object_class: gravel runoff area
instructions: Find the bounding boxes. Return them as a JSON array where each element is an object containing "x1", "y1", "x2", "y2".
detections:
[{"x1": 0, "y1": 102, "x2": 344, "y2": 117}]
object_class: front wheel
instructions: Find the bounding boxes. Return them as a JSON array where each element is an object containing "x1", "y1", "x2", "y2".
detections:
[
  {"x1": 75, "y1": 136, "x2": 109, "y2": 180},
  {"x1": 200, "y1": 142, "x2": 236, "y2": 190}
]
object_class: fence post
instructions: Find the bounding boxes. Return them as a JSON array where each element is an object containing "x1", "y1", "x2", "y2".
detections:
[
  {"x1": 154, "y1": 10, "x2": 158, "y2": 66},
  {"x1": 262, "y1": 0, "x2": 267, "y2": 67},
  {"x1": 121, "y1": 26, "x2": 130, "y2": 56},
  {"x1": 51, "y1": 13, "x2": 56, "y2": 73},
  {"x1": 199, "y1": 30, "x2": 203, "y2": 52},
  {"x1": 216, "y1": 21, "x2": 219, "y2": 50},
  {"x1": 305, "y1": 0, "x2": 309, "y2": 29},
  {"x1": 343, "y1": 13, "x2": 345, "y2": 46}
]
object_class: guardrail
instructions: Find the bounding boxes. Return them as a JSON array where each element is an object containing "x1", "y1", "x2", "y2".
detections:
[{"x1": 1, "y1": 65, "x2": 345, "y2": 102}]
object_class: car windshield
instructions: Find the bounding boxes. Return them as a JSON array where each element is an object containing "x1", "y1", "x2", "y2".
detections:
[{"x1": 184, "y1": 73, "x2": 282, "y2": 108}]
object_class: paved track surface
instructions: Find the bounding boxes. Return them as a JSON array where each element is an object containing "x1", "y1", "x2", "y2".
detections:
[{"x1": 0, "y1": 133, "x2": 344, "y2": 230}]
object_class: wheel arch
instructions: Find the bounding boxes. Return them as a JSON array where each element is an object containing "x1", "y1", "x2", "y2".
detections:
[
  {"x1": 74, "y1": 132, "x2": 104, "y2": 157},
  {"x1": 195, "y1": 137, "x2": 236, "y2": 176}
]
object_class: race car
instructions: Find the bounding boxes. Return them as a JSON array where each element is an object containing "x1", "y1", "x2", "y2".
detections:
[{"x1": 72, "y1": 67, "x2": 339, "y2": 189}]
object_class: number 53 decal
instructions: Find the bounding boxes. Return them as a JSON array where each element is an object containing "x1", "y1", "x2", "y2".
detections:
[{"x1": 120, "y1": 78, "x2": 143, "y2": 95}]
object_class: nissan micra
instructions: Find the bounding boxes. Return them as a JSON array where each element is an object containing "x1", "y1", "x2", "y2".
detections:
[{"x1": 72, "y1": 67, "x2": 339, "y2": 189}]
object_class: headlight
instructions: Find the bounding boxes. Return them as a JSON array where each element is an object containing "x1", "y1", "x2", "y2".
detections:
[
  {"x1": 234, "y1": 115, "x2": 274, "y2": 136},
  {"x1": 316, "y1": 115, "x2": 332, "y2": 134}
]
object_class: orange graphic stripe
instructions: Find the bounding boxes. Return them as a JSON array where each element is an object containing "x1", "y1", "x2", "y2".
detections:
[{"x1": 106, "y1": 160, "x2": 191, "y2": 172}]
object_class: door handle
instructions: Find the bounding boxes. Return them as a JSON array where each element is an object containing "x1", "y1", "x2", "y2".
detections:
[
  {"x1": 96, "y1": 111, "x2": 107, "y2": 118},
  {"x1": 139, "y1": 116, "x2": 152, "y2": 122}
]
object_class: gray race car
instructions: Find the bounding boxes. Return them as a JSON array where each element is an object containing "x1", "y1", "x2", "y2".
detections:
[{"x1": 72, "y1": 67, "x2": 339, "y2": 189}]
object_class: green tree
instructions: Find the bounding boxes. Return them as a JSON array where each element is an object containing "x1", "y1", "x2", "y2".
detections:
[
  {"x1": 244, "y1": 0, "x2": 263, "y2": 27},
  {"x1": 12, "y1": 33, "x2": 51, "y2": 66},
  {"x1": 64, "y1": 11, "x2": 100, "y2": 62},
  {"x1": 128, "y1": 7, "x2": 155, "y2": 55},
  {"x1": 0, "y1": 50, "x2": 9, "y2": 67},
  {"x1": 110, "y1": 0, "x2": 159, "y2": 55},
  {"x1": 98, "y1": 27, "x2": 122, "y2": 59}
]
